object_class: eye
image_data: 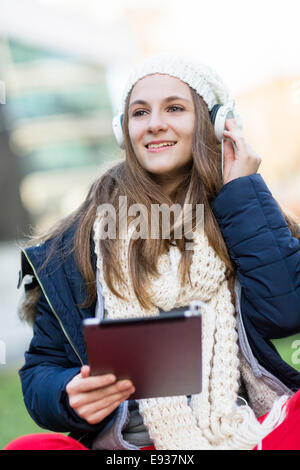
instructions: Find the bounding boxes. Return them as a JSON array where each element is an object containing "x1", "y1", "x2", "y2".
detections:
[
  {"x1": 132, "y1": 109, "x2": 147, "y2": 117},
  {"x1": 168, "y1": 105, "x2": 184, "y2": 112}
]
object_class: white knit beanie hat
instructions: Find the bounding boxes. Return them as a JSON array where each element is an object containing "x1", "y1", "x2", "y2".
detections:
[{"x1": 118, "y1": 52, "x2": 242, "y2": 128}]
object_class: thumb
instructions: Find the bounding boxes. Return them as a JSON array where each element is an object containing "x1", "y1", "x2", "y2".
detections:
[
  {"x1": 223, "y1": 139, "x2": 235, "y2": 164},
  {"x1": 80, "y1": 365, "x2": 91, "y2": 379}
]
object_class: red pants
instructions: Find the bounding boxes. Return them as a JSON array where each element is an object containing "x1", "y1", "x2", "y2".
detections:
[
  {"x1": 253, "y1": 388, "x2": 300, "y2": 450},
  {"x1": 3, "y1": 434, "x2": 155, "y2": 451},
  {"x1": 4, "y1": 390, "x2": 300, "y2": 450}
]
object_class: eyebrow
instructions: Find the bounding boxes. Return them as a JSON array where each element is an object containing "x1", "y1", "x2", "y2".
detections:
[{"x1": 129, "y1": 95, "x2": 191, "y2": 109}]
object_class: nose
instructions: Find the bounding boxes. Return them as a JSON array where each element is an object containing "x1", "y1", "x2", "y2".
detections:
[{"x1": 146, "y1": 110, "x2": 168, "y2": 134}]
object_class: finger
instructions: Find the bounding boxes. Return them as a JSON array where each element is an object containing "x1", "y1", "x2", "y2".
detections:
[
  {"x1": 77, "y1": 388, "x2": 135, "y2": 421},
  {"x1": 223, "y1": 138, "x2": 235, "y2": 159},
  {"x1": 68, "y1": 375, "x2": 134, "y2": 396},
  {"x1": 223, "y1": 130, "x2": 245, "y2": 153},
  {"x1": 225, "y1": 118, "x2": 240, "y2": 131},
  {"x1": 84, "y1": 395, "x2": 133, "y2": 426},
  {"x1": 67, "y1": 373, "x2": 117, "y2": 394},
  {"x1": 80, "y1": 365, "x2": 91, "y2": 379},
  {"x1": 69, "y1": 381, "x2": 135, "y2": 408}
]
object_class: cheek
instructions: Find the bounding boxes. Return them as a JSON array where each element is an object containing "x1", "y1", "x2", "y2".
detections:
[
  {"x1": 176, "y1": 118, "x2": 195, "y2": 144},
  {"x1": 128, "y1": 121, "x2": 144, "y2": 146},
  {"x1": 180, "y1": 129, "x2": 193, "y2": 151}
]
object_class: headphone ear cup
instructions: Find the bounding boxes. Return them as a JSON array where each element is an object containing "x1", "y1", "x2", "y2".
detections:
[
  {"x1": 210, "y1": 104, "x2": 234, "y2": 143},
  {"x1": 112, "y1": 113, "x2": 125, "y2": 149}
]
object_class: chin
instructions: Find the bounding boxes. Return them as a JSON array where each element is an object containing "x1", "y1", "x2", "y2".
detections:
[
  {"x1": 144, "y1": 158, "x2": 178, "y2": 174},
  {"x1": 147, "y1": 165, "x2": 176, "y2": 175}
]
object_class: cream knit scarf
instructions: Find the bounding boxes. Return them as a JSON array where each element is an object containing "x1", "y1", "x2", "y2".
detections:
[{"x1": 93, "y1": 213, "x2": 288, "y2": 450}]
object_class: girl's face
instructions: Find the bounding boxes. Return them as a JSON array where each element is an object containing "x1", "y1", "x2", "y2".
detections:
[{"x1": 128, "y1": 74, "x2": 195, "y2": 179}]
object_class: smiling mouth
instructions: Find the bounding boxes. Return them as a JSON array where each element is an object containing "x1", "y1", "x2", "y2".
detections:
[{"x1": 145, "y1": 142, "x2": 177, "y2": 149}]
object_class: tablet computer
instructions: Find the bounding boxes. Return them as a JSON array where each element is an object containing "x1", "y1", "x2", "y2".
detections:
[{"x1": 83, "y1": 303, "x2": 202, "y2": 400}]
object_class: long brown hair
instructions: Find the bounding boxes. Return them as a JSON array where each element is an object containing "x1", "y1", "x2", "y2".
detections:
[{"x1": 28, "y1": 86, "x2": 300, "y2": 311}]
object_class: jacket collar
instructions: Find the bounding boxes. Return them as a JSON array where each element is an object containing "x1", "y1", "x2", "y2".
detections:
[{"x1": 19, "y1": 222, "x2": 96, "y2": 364}]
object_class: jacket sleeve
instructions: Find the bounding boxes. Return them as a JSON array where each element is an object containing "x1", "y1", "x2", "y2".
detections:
[
  {"x1": 19, "y1": 290, "x2": 117, "y2": 433},
  {"x1": 211, "y1": 173, "x2": 300, "y2": 339}
]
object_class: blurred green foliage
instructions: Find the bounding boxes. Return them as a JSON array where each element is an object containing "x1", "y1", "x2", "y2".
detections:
[
  {"x1": 0, "y1": 366, "x2": 51, "y2": 450},
  {"x1": 271, "y1": 334, "x2": 300, "y2": 372}
]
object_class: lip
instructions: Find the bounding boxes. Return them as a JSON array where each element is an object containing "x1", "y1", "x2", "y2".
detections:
[{"x1": 145, "y1": 145, "x2": 176, "y2": 153}]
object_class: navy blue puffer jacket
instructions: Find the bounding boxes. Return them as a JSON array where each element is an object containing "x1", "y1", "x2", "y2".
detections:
[{"x1": 18, "y1": 173, "x2": 300, "y2": 444}]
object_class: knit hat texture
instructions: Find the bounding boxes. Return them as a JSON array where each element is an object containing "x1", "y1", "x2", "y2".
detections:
[{"x1": 119, "y1": 52, "x2": 242, "y2": 128}]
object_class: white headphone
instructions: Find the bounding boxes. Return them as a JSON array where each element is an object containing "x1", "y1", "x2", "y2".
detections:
[{"x1": 112, "y1": 113, "x2": 125, "y2": 149}]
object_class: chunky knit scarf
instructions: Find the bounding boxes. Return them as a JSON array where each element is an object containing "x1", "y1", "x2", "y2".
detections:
[{"x1": 93, "y1": 212, "x2": 288, "y2": 450}]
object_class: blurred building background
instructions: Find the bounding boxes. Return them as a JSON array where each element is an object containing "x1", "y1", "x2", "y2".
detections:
[{"x1": 0, "y1": 0, "x2": 299, "y2": 445}]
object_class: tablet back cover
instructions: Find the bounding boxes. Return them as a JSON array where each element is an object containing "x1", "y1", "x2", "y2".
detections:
[{"x1": 83, "y1": 314, "x2": 202, "y2": 400}]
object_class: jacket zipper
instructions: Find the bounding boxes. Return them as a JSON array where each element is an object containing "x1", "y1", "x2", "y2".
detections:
[
  {"x1": 234, "y1": 279, "x2": 292, "y2": 396},
  {"x1": 21, "y1": 248, "x2": 84, "y2": 366}
]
